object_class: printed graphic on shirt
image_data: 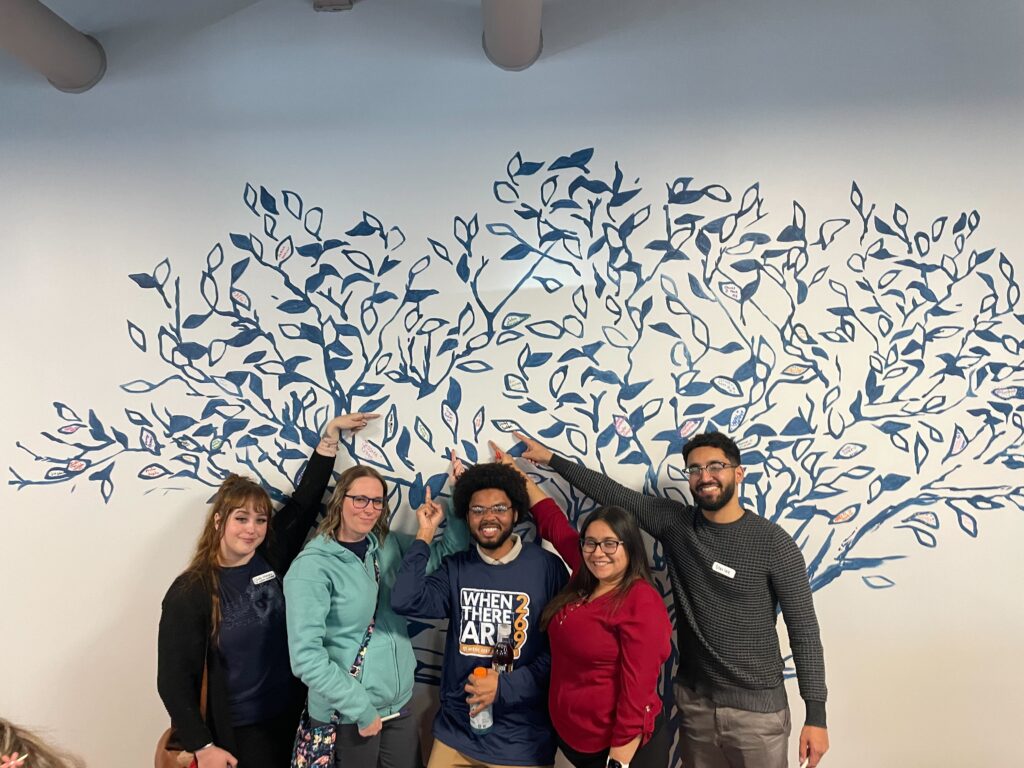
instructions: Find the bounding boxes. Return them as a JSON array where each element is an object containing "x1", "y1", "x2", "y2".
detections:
[{"x1": 458, "y1": 588, "x2": 530, "y2": 658}]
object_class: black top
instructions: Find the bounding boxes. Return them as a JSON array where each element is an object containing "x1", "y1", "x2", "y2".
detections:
[
  {"x1": 157, "y1": 450, "x2": 335, "y2": 752},
  {"x1": 336, "y1": 537, "x2": 370, "y2": 560},
  {"x1": 218, "y1": 551, "x2": 292, "y2": 726}
]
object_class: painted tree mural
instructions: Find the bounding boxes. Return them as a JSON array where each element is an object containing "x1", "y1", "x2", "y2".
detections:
[{"x1": 11, "y1": 149, "x2": 1024, "y2": 696}]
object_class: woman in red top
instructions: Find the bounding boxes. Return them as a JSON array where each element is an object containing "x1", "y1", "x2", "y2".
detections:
[{"x1": 493, "y1": 444, "x2": 672, "y2": 768}]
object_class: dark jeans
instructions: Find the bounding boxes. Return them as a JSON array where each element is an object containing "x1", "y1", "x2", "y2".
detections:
[
  {"x1": 556, "y1": 714, "x2": 669, "y2": 768},
  {"x1": 312, "y1": 712, "x2": 423, "y2": 768},
  {"x1": 233, "y1": 707, "x2": 299, "y2": 768}
]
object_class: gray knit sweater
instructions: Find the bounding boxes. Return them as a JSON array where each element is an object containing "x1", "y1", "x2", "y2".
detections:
[{"x1": 550, "y1": 454, "x2": 828, "y2": 728}]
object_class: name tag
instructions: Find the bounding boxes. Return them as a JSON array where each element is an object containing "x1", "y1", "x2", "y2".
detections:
[
  {"x1": 252, "y1": 570, "x2": 277, "y2": 585},
  {"x1": 712, "y1": 562, "x2": 736, "y2": 579}
]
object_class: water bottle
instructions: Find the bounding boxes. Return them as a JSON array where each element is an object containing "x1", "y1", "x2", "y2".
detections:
[
  {"x1": 492, "y1": 623, "x2": 514, "y2": 674},
  {"x1": 469, "y1": 667, "x2": 493, "y2": 734}
]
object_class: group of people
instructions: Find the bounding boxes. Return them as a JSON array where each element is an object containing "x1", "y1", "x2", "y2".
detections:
[{"x1": 157, "y1": 411, "x2": 830, "y2": 768}]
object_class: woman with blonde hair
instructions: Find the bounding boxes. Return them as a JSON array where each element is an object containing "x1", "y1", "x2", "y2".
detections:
[
  {"x1": 285, "y1": 455, "x2": 469, "y2": 768},
  {"x1": 1, "y1": 718, "x2": 84, "y2": 768},
  {"x1": 157, "y1": 412, "x2": 378, "y2": 768}
]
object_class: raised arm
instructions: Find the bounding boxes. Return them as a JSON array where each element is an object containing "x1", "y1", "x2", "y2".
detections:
[
  {"x1": 490, "y1": 440, "x2": 581, "y2": 571},
  {"x1": 514, "y1": 432, "x2": 681, "y2": 538},
  {"x1": 390, "y1": 487, "x2": 456, "y2": 619},
  {"x1": 271, "y1": 412, "x2": 380, "y2": 569},
  {"x1": 771, "y1": 529, "x2": 830, "y2": 767}
]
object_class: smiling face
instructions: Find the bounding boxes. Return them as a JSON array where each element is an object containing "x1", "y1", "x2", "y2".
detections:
[
  {"x1": 686, "y1": 445, "x2": 744, "y2": 513},
  {"x1": 582, "y1": 519, "x2": 629, "y2": 587},
  {"x1": 467, "y1": 487, "x2": 517, "y2": 556},
  {"x1": 337, "y1": 475, "x2": 385, "y2": 543},
  {"x1": 217, "y1": 499, "x2": 269, "y2": 566}
]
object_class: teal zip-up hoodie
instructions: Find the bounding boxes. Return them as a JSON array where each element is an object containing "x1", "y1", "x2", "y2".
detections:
[{"x1": 285, "y1": 519, "x2": 468, "y2": 728}]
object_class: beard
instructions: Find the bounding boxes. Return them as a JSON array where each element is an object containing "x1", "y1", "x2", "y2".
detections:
[
  {"x1": 693, "y1": 478, "x2": 736, "y2": 512},
  {"x1": 473, "y1": 525, "x2": 514, "y2": 551}
]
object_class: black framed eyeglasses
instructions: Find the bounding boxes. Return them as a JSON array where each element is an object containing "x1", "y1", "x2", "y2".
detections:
[
  {"x1": 581, "y1": 538, "x2": 624, "y2": 554},
  {"x1": 685, "y1": 461, "x2": 737, "y2": 477},
  {"x1": 345, "y1": 494, "x2": 386, "y2": 511}
]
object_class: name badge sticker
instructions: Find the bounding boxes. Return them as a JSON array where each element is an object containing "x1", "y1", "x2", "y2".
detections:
[
  {"x1": 252, "y1": 570, "x2": 277, "y2": 585},
  {"x1": 712, "y1": 562, "x2": 736, "y2": 579}
]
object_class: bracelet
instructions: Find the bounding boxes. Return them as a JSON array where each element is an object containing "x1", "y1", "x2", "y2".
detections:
[{"x1": 197, "y1": 742, "x2": 215, "y2": 751}]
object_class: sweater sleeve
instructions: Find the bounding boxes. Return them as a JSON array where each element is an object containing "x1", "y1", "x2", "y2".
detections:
[
  {"x1": 611, "y1": 583, "x2": 673, "y2": 747},
  {"x1": 269, "y1": 450, "x2": 335, "y2": 572},
  {"x1": 497, "y1": 556, "x2": 567, "y2": 708},
  {"x1": 530, "y1": 497, "x2": 582, "y2": 572},
  {"x1": 284, "y1": 563, "x2": 379, "y2": 729},
  {"x1": 156, "y1": 577, "x2": 214, "y2": 751},
  {"x1": 549, "y1": 455, "x2": 679, "y2": 538},
  {"x1": 771, "y1": 528, "x2": 828, "y2": 727},
  {"x1": 390, "y1": 540, "x2": 454, "y2": 619}
]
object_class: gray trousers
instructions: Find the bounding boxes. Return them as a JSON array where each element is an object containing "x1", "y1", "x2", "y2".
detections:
[
  {"x1": 675, "y1": 683, "x2": 791, "y2": 768},
  {"x1": 312, "y1": 712, "x2": 423, "y2": 768}
]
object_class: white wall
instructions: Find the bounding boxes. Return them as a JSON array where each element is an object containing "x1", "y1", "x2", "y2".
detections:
[{"x1": 1, "y1": 1, "x2": 1022, "y2": 766}]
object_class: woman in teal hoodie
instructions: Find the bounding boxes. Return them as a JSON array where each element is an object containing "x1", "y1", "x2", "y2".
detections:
[{"x1": 285, "y1": 463, "x2": 468, "y2": 768}]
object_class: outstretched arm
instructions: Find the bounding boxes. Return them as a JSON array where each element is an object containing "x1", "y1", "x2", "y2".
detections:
[
  {"x1": 390, "y1": 487, "x2": 456, "y2": 619},
  {"x1": 273, "y1": 412, "x2": 380, "y2": 569},
  {"x1": 491, "y1": 440, "x2": 581, "y2": 571},
  {"x1": 514, "y1": 431, "x2": 681, "y2": 538}
]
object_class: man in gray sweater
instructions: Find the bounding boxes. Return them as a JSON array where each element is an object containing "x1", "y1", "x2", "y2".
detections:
[{"x1": 513, "y1": 430, "x2": 830, "y2": 768}]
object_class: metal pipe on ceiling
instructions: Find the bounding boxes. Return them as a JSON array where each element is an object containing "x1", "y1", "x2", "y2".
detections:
[
  {"x1": 0, "y1": 0, "x2": 106, "y2": 92},
  {"x1": 482, "y1": 0, "x2": 543, "y2": 71}
]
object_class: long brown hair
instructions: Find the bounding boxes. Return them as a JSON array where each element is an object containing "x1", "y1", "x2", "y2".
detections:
[
  {"x1": 540, "y1": 506, "x2": 656, "y2": 630},
  {"x1": 316, "y1": 465, "x2": 390, "y2": 542},
  {"x1": 1, "y1": 717, "x2": 85, "y2": 768},
  {"x1": 185, "y1": 474, "x2": 272, "y2": 640}
]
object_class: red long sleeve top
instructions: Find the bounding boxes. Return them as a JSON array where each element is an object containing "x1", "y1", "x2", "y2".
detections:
[{"x1": 532, "y1": 497, "x2": 672, "y2": 753}]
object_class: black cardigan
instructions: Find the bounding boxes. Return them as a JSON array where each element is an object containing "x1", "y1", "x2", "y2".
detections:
[{"x1": 157, "y1": 450, "x2": 335, "y2": 752}]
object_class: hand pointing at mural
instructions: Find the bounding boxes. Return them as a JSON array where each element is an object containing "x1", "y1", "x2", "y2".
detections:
[
  {"x1": 415, "y1": 486, "x2": 446, "y2": 543},
  {"x1": 490, "y1": 440, "x2": 549, "y2": 507},
  {"x1": 328, "y1": 411, "x2": 380, "y2": 435},
  {"x1": 316, "y1": 412, "x2": 381, "y2": 456},
  {"x1": 512, "y1": 431, "x2": 553, "y2": 466}
]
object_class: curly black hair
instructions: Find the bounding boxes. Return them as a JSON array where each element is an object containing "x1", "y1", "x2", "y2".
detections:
[
  {"x1": 682, "y1": 431, "x2": 742, "y2": 465},
  {"x1": 451, "y1": 462, "x2": 530, "y2": 521}
]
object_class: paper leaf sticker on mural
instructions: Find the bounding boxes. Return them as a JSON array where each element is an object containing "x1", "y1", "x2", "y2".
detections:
[
  {"x1": 414, "y1": 417, "x2": 434, "y2": 451},
  {"x1": 383, "y1": 404, "x2": 398, "y2": 444},
  {"x1": 491, "y1": 419, "x2": 525, "y2": 434},
  {"x1": 355, "y1": 438, "x2": 393, "y2": 470},
  {"x1": 830, "y1": 504, "x2": 859, "y2": 524},
  {"x1": 472, "y1": 406, "x2": 485, "y2": 441},
  {"x1": 138, "y1": 463, "x2": 170, "y2": 479},
  {"x1": 834, "y1": 443, "x2": 866, "y2": 459}
]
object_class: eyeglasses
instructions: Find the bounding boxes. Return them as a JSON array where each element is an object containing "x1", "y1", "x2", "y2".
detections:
[
  {"x1": 581, "y1": 538, "x2": 624, "y2": 554},
  {"x1": 345, "y1": 494, "x2": 385, "y2": 511},
  {"x1": 468, "y1": 504, "x2": 513, "y2": 517},
  {"x1": 685, "y1": 461, "x2": 737, "y2": 477}
]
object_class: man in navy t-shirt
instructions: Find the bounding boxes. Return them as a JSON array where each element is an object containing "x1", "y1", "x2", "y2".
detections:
[{"x1": 392, "y1": 462, "x2": 568, "y2": 768}]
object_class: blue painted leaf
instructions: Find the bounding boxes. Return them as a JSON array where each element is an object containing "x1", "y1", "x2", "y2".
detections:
[
  {"x1": 501, "y1": 243, "x2": 532, "y2": 261},
  {"x1": 129, "y1": 273, "x2": 160, "y2": 290},
  {"x1": 549, "y1": 148, "x2": 594, "y2": 171}
]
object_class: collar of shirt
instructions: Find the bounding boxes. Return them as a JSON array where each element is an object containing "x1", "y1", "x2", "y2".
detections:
[{"x1": 476, "y1": 533, "x2": 522, "y2": 565}]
